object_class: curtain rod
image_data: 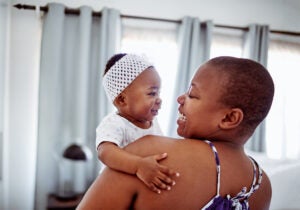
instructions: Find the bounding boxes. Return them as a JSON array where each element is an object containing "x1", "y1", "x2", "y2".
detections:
[{"x1": 14, "y1": 4, "x2": 300, "y2": 36}]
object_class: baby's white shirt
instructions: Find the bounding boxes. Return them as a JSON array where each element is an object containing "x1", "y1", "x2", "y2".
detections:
[{"x1": 95, "y1": 112, "x2": 163, "y2": 150}]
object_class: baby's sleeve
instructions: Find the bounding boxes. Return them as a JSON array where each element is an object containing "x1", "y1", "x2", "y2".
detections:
[{"x1": 95, "y1": 115, "x2": 124, "y2": 150}]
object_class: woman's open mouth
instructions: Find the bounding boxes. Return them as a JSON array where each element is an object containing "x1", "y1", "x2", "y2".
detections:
[
  {"x1": 177, "y1": 112, "x2": 187, "y2": 137},
  {"x1": 178, "y1": 112, "x2": 186, "y2": 121}
]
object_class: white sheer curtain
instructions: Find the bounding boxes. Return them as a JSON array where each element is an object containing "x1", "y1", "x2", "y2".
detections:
[
  {"x1": 35, "y1": 4, "x2": 120, "y2": 209},
  {"x1": 266, "y1": 34, "x2": 300, "y2": 159},
  {"x1": 168, "y1": 17, "x2": 213, "y2": 137},
  {"x1": 210, "y1": 27, "x2": 243, "y2": 58},
  {"x1": 243, "y1": 24, "x2": 269, "y2": 152},
  {"x1": 120, "y1": 18, "x2": 179, "y2": 134}
]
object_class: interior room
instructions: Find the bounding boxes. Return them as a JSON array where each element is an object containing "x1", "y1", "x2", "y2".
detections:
[{"x1": 1, "y1": 0, "x2": 300, "y2": 209}]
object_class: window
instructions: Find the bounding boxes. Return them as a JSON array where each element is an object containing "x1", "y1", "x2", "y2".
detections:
[
  {"x1": 120, "y1": 21, "x2": 300, "y2": 160},
  {"x1": 266, "y1": 34, "x2": 300, "y2": 159},
  {"x1": 120, "y1": 18, "x2": 179, "y2": 134},
  {"x1": 210, "y1": 28, "x2": 244, "y2": 58}
]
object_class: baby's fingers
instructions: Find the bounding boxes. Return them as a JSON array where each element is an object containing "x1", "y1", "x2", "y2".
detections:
[
  {"x1": 153, "y1": 153, "x2": 180, "y2": 178},
  {"x1": 154, "y1": 153, "x2": 168, "y2": 161},
  {"x1": 148, "y1": 182, "x2": 162, "y2": 194},
  {"x1": 159, "y1": 165, "x2": 180, "y2": 178},
  {"x1": 156, "y1": 171, "x2": 177, "y2": 186},
  {"x1": 152, "y1": 177, "x2": 172, "y2": 191}
]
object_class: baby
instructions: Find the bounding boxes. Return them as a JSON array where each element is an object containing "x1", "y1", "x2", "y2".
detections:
[{"x1": 96, "y1": 53, "x2": 179, "y2": 193}]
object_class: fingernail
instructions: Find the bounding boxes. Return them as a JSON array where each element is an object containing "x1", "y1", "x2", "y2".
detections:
[
  {"x1": 167, "y1": 186, "x2": 171, "y2": 190},
  {"x1": 157, "y1": 190, "x2": 161, "y2": 194},
  {"x1": 172, "y1": 181, "x2": 176, "y2": 186},
  {"x1": 176, "y1": 172, "x2": 180, "y2": 177}
]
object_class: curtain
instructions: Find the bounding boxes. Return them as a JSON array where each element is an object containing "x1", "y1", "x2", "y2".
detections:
[
  {"x1": 0, "y1": 0, "x2": 7, "y2": 184},
  {"x1": 34, "y1": 3, "x2": 120, "y2": 209},
  {"x1": 168, "y1": 17, "x2": 213, "y2": 137},
  {"x1": 243, "y1": 24, "x2": 269, "y2": 152}
]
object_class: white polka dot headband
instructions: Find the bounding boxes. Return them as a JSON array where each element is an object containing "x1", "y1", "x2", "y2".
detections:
[{"x1": 103, "y1": 54, "x2": 153, "y2": 102}]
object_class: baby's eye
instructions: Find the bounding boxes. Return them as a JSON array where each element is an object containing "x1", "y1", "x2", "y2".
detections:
[{"x1": 148, "y1": 92, "x2": 157, "y2": 96}]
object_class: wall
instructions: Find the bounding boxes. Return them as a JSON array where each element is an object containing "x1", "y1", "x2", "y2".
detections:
[
  {"x1": 13, "y1": 0, "x2": 300, "y2": 31},
  {"x1": 4, "y1": 0, "x2": 300, "y2": 209}
]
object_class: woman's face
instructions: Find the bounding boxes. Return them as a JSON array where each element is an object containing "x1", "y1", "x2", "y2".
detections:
[{"x1": 177, "y1": 65, "x2": 228, "y2": 139}]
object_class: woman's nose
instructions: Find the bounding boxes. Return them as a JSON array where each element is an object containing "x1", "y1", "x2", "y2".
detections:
[{"x1": 177, "y1": 94, "x2": 185, "y2": 104}]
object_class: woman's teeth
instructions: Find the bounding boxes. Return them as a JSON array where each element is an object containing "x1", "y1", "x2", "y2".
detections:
[{"x1": 178, "y1": 113, "x2": 186, "y2": 121}]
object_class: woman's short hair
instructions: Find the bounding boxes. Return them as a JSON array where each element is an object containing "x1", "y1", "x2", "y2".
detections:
[{"x1": 207, "y1": 56, "x2": 274, "y2": 134}]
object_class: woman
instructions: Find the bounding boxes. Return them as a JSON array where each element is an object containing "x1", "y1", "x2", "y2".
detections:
[{"x1": 77, "y1": 56, "x2": 274, "y2": 210}]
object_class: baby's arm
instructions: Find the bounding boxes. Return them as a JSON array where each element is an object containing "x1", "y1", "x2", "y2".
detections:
[{"x1": 98, "y1": 142, "x2": 179, "y2": 194}]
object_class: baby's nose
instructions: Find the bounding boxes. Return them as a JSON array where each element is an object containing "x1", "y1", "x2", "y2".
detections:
[{"x1": 156, "y1": 97, "x2": 162, "y2": 106}]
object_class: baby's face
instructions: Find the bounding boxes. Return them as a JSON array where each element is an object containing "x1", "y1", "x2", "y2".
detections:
[
  {"x1": 120, "y1": 67, "x2": 162, "y2": 125},
  {"x1": 177, "y1": 65, "x2": 228, "y2": 139}
]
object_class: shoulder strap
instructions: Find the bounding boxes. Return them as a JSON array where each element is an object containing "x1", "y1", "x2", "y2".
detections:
[
  {"x1": 231, "y1": 156, "x2": 263, "y2": 202},
  {"x1": 204, "y1": 140, "x2": 221, "y2": 196},
  {"x1": 245, "y1": 156, "x2": 263, "y2": 198}
]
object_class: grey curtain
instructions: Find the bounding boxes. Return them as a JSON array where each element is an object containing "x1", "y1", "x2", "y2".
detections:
[
  {"x1": 0, "y1": 0, "x2": 7, "y2": 184},
  {"x1": 35, "y1": 3, "x2": 120, "y2": 209},
  {"x1": 243, "y1": 24, "x2": 269, "y2": 152},
  {"x1": 168, "y1": 17, "x2": 213, "y2": 137}
]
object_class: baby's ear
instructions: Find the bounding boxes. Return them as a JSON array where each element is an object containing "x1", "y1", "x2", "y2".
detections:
[
  {"x1": 219, "y1": 108, "x2": 244, "y2": 129},
  {"x1": 114, "y1": 93, "x2": 126, "y2": 106}
]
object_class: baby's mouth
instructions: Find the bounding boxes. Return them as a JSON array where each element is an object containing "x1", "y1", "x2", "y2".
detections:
[{"x1": 151, "y1": 109, "x2": 159, "y2": 116}]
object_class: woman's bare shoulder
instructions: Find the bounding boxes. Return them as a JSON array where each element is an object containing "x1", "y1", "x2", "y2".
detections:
[{"x1": 124, "y1": 136, "x2": 207, "y2": 156}]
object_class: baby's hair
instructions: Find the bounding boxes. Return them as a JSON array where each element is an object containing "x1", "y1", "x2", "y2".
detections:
[
  {"x1": 207, "y1": 56, "x2": 274, "y2": 134},
  {"x1": 103, "y1": 53, "x2": 127, "y2": 76}
]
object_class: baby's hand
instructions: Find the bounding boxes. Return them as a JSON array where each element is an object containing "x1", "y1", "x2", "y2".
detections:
[{"x1": 135, "y1": 153, "x2": 180, "y2": 194}]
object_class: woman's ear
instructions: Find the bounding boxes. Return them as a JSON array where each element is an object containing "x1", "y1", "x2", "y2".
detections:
[{"x1": 219, "y1": 108, "x2": 244, "y2": 130}]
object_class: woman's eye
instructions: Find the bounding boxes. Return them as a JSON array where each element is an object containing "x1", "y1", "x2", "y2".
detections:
[
  {"x1": 188, "y1": 93, "x2": 198, "y2": 99},
  {"x1": 187, "y1": 86, "x2": 194, "y2": 98},
  {"x1": 148, "y1": 92, "x2": 157, "y2": 96}
]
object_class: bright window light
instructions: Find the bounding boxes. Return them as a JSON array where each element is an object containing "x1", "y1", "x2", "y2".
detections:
[
  {"x1": 210, "y1": 28, "x2": 243, "y2": 58},
  {"x1": 266, "y1": 35, "x2": 300, "y2": 159},
  {"x1": 120, "y1": 19, "x2": 179, "y2": 134}
]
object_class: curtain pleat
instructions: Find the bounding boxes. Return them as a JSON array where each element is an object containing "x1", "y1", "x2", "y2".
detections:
[
  {"x1": 243, "y1": 24, "x2": 269, "y2": 152},
  {"x1": 35, "y1": 4, "x2": 120, "y2": 209},
  {"x1": 168, "y1": 17, "x2": 212, "y2": 137},
  {"x1": 76, "y1": 6, "x2": 92, "y2": 142},
  {"x1": 35, "y1": 4, "x2": 65, "y2": 209},
  {"x1": 97, "y1": 8, "x2": 120, "y2": 129}
]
